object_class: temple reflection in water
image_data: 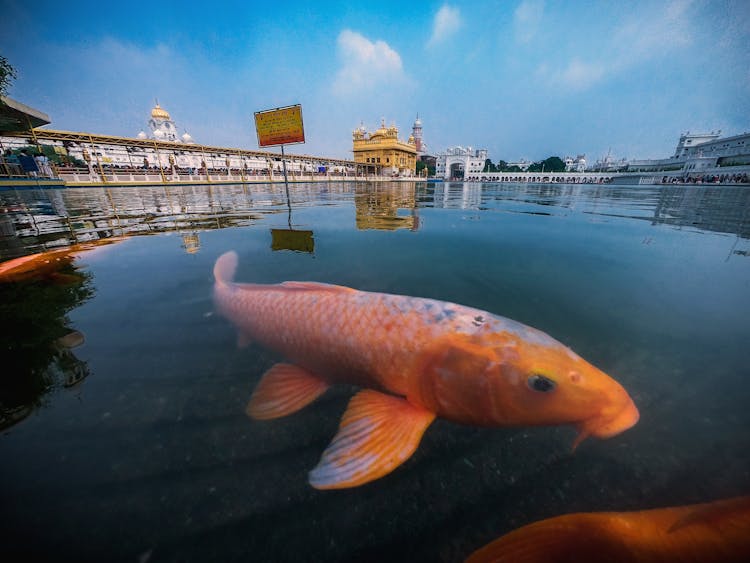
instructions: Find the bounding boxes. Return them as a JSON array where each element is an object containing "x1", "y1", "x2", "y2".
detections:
[{"x1": 354, "y1": 184, "x2": 419, "y2": 231}]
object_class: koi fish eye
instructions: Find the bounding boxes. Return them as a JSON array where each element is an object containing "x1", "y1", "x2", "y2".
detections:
[{"x1": 527, "y1": 374, "x2": 556, "y2": 393}]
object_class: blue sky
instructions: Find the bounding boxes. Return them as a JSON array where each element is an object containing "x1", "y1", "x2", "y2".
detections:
[{"x1": 1, "y1": 0, "x2": 748, "y2": 164}]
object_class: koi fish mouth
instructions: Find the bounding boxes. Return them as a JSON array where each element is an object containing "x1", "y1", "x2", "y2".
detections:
[{"x1": 572, "y1": 398, "x2": 639, "y2": 450}]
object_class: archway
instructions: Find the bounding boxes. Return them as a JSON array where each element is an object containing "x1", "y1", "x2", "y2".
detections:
[{"x1": 449, "y1": 162, "x2": 464, "y2": 180}]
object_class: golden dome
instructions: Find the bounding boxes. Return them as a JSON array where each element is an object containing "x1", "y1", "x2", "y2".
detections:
[
  {"x1": 151, "y1": 103, "x2": 171, "y2": 120},
  {"x1": 371, "y1": 118, "x2": 388, "y2": 137}
]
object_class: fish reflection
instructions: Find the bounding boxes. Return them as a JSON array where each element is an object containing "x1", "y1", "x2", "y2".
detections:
[
  {"x1": 213, "y1": 251, "x2": 638, "y2": 489},
  {"x1": 466, "y1": 496, "x2": 750, "y2": 563},
  {"x1": 0, "y1": 238, "x2": 124, "y2": 283},
  {"x1": 0, "y1": 250, "x2": 98, "y2": 430}
]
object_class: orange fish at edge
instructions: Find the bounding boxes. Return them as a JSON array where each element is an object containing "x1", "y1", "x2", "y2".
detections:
[{"x1": 465, "y1": 495, "x2": 750, "y2": 563}]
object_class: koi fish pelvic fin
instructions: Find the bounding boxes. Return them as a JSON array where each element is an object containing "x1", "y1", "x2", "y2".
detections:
[
  {"x1": 308, "y1": 390, "x2": 436, "y2": 490},
  {"x1": 465, "y1": 516, "x2": 599, "y2": 563},
  {"x1": 246, "y1": 363, "x2": 329, "y2": 420}
]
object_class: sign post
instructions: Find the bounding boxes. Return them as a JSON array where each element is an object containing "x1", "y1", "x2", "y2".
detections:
[
  {"x1": 254, "y1": 104, "x2": 304, "y2": 183},
  {"x1": 254, "y1": 104, "x2": 312, "y2": 252},
  {"x1": 253, "y1": 104, "x2": 305, "y2": 218}
]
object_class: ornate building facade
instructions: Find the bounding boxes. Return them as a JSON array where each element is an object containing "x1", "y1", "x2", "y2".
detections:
[
  {"x1": 435, "y1": 146, "x2": 488, "y2": 179},
  {"x1": 137, "y1": 102, "x2": 194, "y2": 144},
  {"x1": 352, "y1": 119, "x2": 417, "y2": 176}
]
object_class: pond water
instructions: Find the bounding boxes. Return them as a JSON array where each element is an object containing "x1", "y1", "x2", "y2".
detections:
[{"x1": 1, "y1": 181, "x2": 749, "y2": 562}]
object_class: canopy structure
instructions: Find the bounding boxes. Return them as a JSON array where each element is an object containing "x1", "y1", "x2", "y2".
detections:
[{"x1": 0, "y1": 96, "x2": 51, "y2": 132}]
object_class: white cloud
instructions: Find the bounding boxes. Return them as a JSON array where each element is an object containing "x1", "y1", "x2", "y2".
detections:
[
  {"x1": 558, "y1": 59, "x2": 606, "y2": 91},
  {"x1": 514, "y1": 0, "x2": 545, "y2": 43},
  {"x1": 428, "y1": 5, "x2": 462, "y2": 47},
  {"x1": 612, "y1": 0, "x2": 693, "y2": 61},
  {"x1": 542, "y1": 0, "x2": 695, "y2": 92},
  {"x1": 332, "y1": 30, "x2": 407, "y2": 96}
]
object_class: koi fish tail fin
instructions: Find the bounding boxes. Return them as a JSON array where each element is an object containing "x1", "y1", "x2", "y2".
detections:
[{"x1": 214, "y1": 251, "x2": 238, "y2": 286}]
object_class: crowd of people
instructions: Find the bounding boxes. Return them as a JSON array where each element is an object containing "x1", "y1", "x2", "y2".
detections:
[
  {"x1": 1, "y1": 149, "x2": 55, "y2": 178},
  {"x1": 662, "y1": 172, "x2": 749, "y2": 184}
]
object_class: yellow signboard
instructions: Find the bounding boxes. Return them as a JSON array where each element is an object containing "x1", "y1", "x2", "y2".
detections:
[{"x1": 254, "y1": 104, "x2": 305, "y2": 147}]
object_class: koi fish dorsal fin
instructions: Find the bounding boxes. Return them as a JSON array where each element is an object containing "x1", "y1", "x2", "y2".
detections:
[
  {"x1": 246, "y1": 363, "x2": 329, "y2": 420},
  {"x1": 214, "y1": 251, "x2": 238, "y2": 284},
  {"x1": 308, "y1": 390, "x2": 435, "y2": 490},
  {"x1": 279, "y1": 281, "x2": 355, "y2": 293}
]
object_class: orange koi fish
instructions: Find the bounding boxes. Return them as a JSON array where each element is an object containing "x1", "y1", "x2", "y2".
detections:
[
  {"x1": 213, "y1": 251, "x2": 638, "y2": 489},
  {"x1": 466, "y1": 496, "x2": 750, "y2": 563},
  {"x1": 0, "y1": 238, "x2": 124, "y2": 283}
]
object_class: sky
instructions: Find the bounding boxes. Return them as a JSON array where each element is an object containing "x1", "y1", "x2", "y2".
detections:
[{"x1": 1, "y1": 0, "x2": 748, "y2": 164}]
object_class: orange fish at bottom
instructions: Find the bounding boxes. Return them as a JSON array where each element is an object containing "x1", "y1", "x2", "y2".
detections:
[
  {"x1": 213, "y1": 251, "x2": 639, "y2": 489},
  {"x1": 466, "y1": 496, "x2": 750, "y2": 563}
]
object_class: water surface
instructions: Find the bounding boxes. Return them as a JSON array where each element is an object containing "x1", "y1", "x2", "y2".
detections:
[{"x1": 1, "y1": 182, "x2": 748, "y2": 562}]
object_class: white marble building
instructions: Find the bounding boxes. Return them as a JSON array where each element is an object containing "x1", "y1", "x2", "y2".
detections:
[
  {"x1": 435, "y1": 146, "x2": 488, "y2": 179},
  {"x1": 137, "y1": 102, "x2": 194, "y2": 144},
  {"x1": 627, "y1": 131, "x2": 750, "y2": 173},
  {"x1": 564, "y1": 155, "x2": 586, "y2": 172}
]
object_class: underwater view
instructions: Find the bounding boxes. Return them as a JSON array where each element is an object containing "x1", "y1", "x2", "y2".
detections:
[{"x1": 1, "y1": 181, "x2": 749, "y2": 562}]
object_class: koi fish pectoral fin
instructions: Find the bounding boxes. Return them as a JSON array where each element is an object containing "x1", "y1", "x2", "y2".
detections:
[
  {"x1": 246, "y1": 363, "x2": 329, "y2": 420},
  {"x1": 308, "y1": 390, "x2": 436, "y2": 490}
]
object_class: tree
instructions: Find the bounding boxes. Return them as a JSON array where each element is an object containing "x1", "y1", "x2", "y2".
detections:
[
  {"x1": 528, "y1": 156, "x2": 566, "y2": 173},
  {"x1": 543, "y1": 156, "x2": 566, "y2": 172},
  {"x1": 0, "y1": 55, "x2": 17, "y2": 97},
  {"x1": 483, "y1": 158, "x2": 495, "y2": 172}
]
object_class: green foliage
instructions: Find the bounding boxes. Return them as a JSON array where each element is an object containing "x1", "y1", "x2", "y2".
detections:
[
  {"x1": 481, "y1": 159, "x2": 526, "y2": 173},
  {"x1": 416, "y1": 160, "x2": 435, "y2": 177},
  {"x1": 544, "y1": 156, "x2": 566, "y2": 172},
  {"x1": 528, "y1": 156, "x2": 566, "y2": 173},
  {"x1": 0, "y1": 55, "x2": 17, "y2": 97}
]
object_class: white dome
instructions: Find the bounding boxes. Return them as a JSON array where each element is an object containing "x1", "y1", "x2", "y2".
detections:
[
  {"x1": 181, "y1": 132, "x2": 193, "y2": 143},
  {"x1": 137, "y1": 131, "x2": 147, "y2": 139}
]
